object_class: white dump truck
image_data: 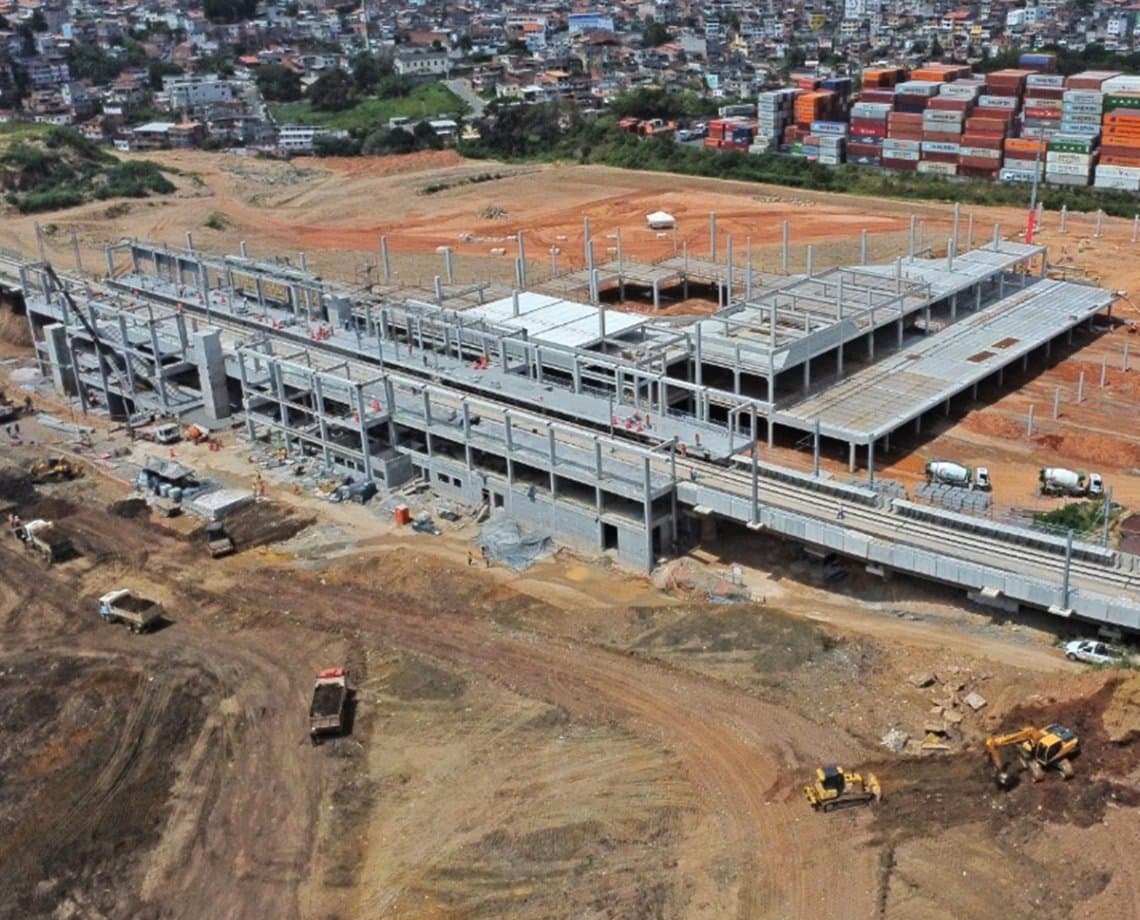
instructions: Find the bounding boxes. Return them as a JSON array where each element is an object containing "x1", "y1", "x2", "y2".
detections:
[
  {"x1": 10, "y1": 518, "x2": 73, "y2": 564},
  {"x1": 925, "y1": 461, "x2": 991, "y2": 491},
  {"x1": 98, "y1": 589, "x2": 162, "y2": 634},
  {"x1": 309, "y1": 668, "x2": 350, "y2": 745},
  {"x1": 1039, "y1": 468, "x2": 1103, "y2": 498}
]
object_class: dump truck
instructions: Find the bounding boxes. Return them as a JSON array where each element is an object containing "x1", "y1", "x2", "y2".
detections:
[
  {"x1": 984, "y1": 724, "x2": 1079, "y2": 788},
  {"x1": 309, "y1": 668, "x2": 349, "y2": 745},
  {"x1": 10, "y1": 518, "x2": 73, "y2": 563},
  {"x1": 205, "y1": 521, "x2": 235, "y2": 558},
  {"x1": 140, "y1": 422, "x2": 181, "y2": 445},
  {"x1": 1039, "y1": 468, "x2": 1103, "y2": 497},
  {"x1": 98, "y1": 589, "x2": 162, "y2": 634},
  {"x1": 803, "y1": 765, "x2": 882, "y2": 812},
  {"x1": 925, "y1": 460, "x2": 991, "y2": 491}
]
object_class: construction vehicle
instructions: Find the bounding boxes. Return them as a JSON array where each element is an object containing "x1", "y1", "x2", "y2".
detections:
[
  {"x1": 0, "y1": 388, "x2": 22, "y2": 423},
  {"x1": 28, "y1": 456, "x2": 81, "y2": 483},
  {"x1": 184, "y1": 424, "x2": 212, "y2": 444},
  {"x1": 1039, "y1": 467, "x2": 1103, "y2": 497},
  {"x1": 984, "y1": 724, "x2": 1080, "y2": 788},
  {"x1": 926, "y1": 460, "x2": 992, "y2": 491},
  {"x1": 309, "y1": 668, "x2": 350, "y2": 745},
  {"x1": 803, "y1": 765, "x2": 882, "y2": 812},
  {"x1": 9, "y1": 517, "x2": 73, "y2": 563},
  {"x1": 139, "y1": 422, "x2": 181, "y2": 444},
  {"x1": 97, "y1": 589, "x2": 162, "y2": 634},
  {"x1": 204, "y1": 520, "x2": 235, "y2": 558}
]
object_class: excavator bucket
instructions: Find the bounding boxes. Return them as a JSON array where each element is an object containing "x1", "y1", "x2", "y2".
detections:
[{"x1": 865, "y1": 773, "x2": 882, "y2": 802}]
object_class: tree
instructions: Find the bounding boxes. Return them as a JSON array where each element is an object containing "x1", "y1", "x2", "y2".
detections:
[
  {"x1": 202, "y1": 0, "x2": 258, "y2": 25},
  {"x1": 29, "y1": 9, "x2": 47, "y2": 32},
  {"x1": 308, "y1": 70, "x2": 355, "y2": 112},
  {"x1": 642, "y1": 18, "x2": 670, "y2": 48},
  {"x1": 351, "y1": 52, "x2": 386, "y2": 92},
  {"x1": 66, "y1": 45, "x2": 123, "y2": 85},
  {"x1": 929, "y1": 36, "x2": 944, "y2": 60},
  {"x1": 148, "y1": 60, "x2": 184, "y2": 92},
  {"x1": 457, "y1": 33, "x2": 473, "y2": 53},
  {"x1": 256, "y1": 63, "x2": 302, "y2": 102}
]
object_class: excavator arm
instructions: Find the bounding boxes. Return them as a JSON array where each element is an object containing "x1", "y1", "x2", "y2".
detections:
[{"x1": 984, "y1": 727, "x2": 1040, "y2": 787}]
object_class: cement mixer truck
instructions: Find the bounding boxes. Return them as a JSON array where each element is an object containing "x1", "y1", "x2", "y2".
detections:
[
  {"x1": 1039, "y1": 468, "x2": 1103, "y2": 498},
  {"x1": 925, "y1": 461, "x2": 991, "y2": 491}
]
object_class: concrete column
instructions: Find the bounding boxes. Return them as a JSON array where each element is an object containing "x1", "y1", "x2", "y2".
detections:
[
  {"x1": 43, "y1": 323, "x2": 74, "y2": 395},
  {"x1": 517, "y1": 231, "x2": 527, "y2": 287},
  {"x1": 806, "y1": 244, "x2": 814, "y2": 278},
  {"x1": 194, "y1": 329, "x2": 231, "y2": 421},
  {"x1": 848, "y1": 442, "x2": 856, "y2": 473},
  {"x1": 354, "y1": 383, "x2": 373, "y2": 480},
  {"x1": 312, "y1": 375, "x2": 332, "y2": 468},
  {"x1": 380, "y1": 236, "x2": 391, "y2": 282},
  {"x1": 908, "y1": 215, "x2": 917, "y2": 257},
  {"x1": 860, "y1": 229, "x2": 868, "y2": 265},
  {"x1": 709, "y1": 212, "x2": 717, "y2": 260},
  {"x1": 642, "y1": 456, "x2": 654, "y2": 567},
  {"x1": 444, "y1": 247, "x2": 454, "y2": 284},
  {"x1": 462, "y1": 399, "x2": 473, "y2": 470},
  {"x1": 781, "y1": 221, "x2": 790, "y2": 273}
]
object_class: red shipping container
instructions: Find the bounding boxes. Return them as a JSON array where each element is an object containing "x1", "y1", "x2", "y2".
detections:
[
  {"x1": 887, "y1": 130, "x2": 925, "y2": 142},
  {"x1": 850, "y1": 119, "x2": 887, "y2": 136},
  {"x1": 1025, "y1": 88, "x2": 1064, "y2": 101},
  {"x1": 1064, "y1": 71, "x2": 1120, "y2": 90},
  {"x1": 928, "y1": 97, "x2": 973, "y2": 112},
  {"x1": 703, "y1": 137, "x2": 723, "y2": 150},
  {"x1": 922, "y1": 129, "x2": 962, "y2": 144},
  {"x1": 858, "y1": 89, "x2": 897, "y2": 104},
  {"x1": 923, "y1": 151, "x2": 960, "y2": 164},
  {"x1": 847, "y1": 141, "x2": 882, "y2": 156},
  {"x1": 962, "y1": 133, "x2": 1005, "y2": 148}
]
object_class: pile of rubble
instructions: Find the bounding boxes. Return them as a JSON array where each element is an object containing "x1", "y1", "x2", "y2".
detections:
[{"x1": 881, "y1": 668, "x2": 990, "y2": 757}]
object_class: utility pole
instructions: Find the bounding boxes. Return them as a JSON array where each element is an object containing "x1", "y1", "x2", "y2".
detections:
[{"x1": 1025, "y1": 135, "x2": 1045, "y2": 245}]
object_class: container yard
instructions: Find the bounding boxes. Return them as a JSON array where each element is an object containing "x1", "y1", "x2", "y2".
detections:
[{"x1": 679, "y1": 54, "x2": 1140, "y2": 191}]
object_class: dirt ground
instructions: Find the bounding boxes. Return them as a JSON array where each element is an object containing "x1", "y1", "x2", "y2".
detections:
[
  {"x1": 0, "y1": 397, "x2": 1137, "y2": 919},
  {"x1": 2, "y1": 154, "x2": 1140, "y2": 917}
]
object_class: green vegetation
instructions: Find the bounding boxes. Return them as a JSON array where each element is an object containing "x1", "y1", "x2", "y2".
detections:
[
  {"x1": 1033, "y1": 500, "x2": 1114, "y2": 536},
  {"x1": 979, "y1": 42, "x2": 1140, "y2": 77},
  {"x1": 420, "y1": 171, "x2": 506, "y2": 195},
  {"x1": 0, "y1": 127, "x2": 174, "y2": 214},
  {"x1": 460, "y1": 99, "x2": 1140, "y2": 218},
  {"x1": 202, "y1": 0, "x2": 257, "y2": 24},
  {"x1": 269, "y1": 82, "x2": 461, "y2": 131}
]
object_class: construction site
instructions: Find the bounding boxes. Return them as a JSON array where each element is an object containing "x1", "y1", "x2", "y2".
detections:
[{"x1": 0, "y1": 152, "x2": 1139, "y2": 920}]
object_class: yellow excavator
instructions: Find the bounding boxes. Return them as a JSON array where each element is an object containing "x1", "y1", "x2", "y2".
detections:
[
  {"x1": 984, "y1": 724, "x2": 1079, "y2": 788},
  {"x1": 804, "y1": 765, "x2": 882, "y2": 812},
  {"x1": 28, "y1": 456, "x2": 81, "y2": 483}
]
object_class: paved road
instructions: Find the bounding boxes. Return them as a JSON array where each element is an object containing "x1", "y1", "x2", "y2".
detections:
[{"x1": 444, "y1": 78, "x2": 486, "y2": 119}]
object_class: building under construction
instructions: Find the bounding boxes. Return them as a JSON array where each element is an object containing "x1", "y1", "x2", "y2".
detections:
[{"x1": 8, "y1": 233, "x2": 1139, "y2": 631}]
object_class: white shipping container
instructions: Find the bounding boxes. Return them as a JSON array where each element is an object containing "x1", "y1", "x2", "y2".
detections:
[
  {"x1": 818, "y1": 154, "x2": 842, "y2": 165},
  {"x1": 1095, "y1": 164, "x2": 1140, "y2": 179},
  {"x1": 1062, "y1": 90, "x2": 1104, "y2": 103},
  {"x1": 1046, "y1": 172, "x2": 1091, "y2": 186},
  {"x1": 882, "y1": 139, "x2": 921, "y2": 153},
  {"x1": 1023, "y1": 97, "x2": 1063, "y2": 110},
  {"x1": 1045, "y1": 161, "x2": 1090, "y2": 176},
  {"x1": 959, "y1": 146, "x2": 1002, "y2": 160},
  {"x1": 882, "y1": 149, "x2": 921, "y2": 162},
  {"x1": 939, "y1": 83, "x2": 979, "y2": 99},
  {"x1": 1102, "y1": 76, "x2": 1140, "y2": 94},
  {"x1": 923, "y1": 110, "x2": 964, "y2": 123},
  {"x1": 1002, "y1": 157, "x2": 1045, "y2": 174},
  {"x1": 1026, "y1": 74, "x2": 1065, "y2": 88},
  {"x1": 922, "y1": 141, "x2": 960, "y2": 154},
  {"x1": 1047, "y1": 151, "x2": 1094, "y2": 167},
  {"x1": 917, "y1": 161, "x2": 957, "y2": 175},
  {"x1": 1094, "y1": 175, "x2": 1140, "y2": 190},
  {"x1": 979, "y1": 95, "x2": 1019, "y2": 109},
  {"x1": 1000, "y1": 168, "x2": 1037, "y2": 182}
]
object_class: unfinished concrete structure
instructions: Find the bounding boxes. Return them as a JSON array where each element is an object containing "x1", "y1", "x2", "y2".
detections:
[{"x1": 9, "y1": 236, "x2": 1140, "y2": 631}]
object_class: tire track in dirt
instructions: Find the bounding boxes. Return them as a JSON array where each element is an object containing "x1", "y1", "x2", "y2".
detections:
[{"x1": 238, "y1": 573, "x2": 877, "y2": 919}]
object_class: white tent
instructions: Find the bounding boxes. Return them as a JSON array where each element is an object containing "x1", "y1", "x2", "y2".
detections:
[{"x1": 645, "y1": 210, "x2": 676, "y2": 229}]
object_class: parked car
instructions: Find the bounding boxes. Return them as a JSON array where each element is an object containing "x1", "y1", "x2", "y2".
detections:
[{"x1": 1063, "y1": 639, "x2": 1123, "y2": 665}]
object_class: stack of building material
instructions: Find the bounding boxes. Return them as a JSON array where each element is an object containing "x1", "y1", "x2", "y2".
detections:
[
  {"x1": 1046, "y1": 134, "x2": 1097, "y2": 186},
  {"x1": 754, "y1": 88, "x2": 800, "y2": 151}
]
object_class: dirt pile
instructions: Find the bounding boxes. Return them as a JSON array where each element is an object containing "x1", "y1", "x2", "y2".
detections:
[
  {"x1": 223, "y1": 500, "x2": 314, "y2": 549},
  {"x1": 0, "y1": 305, "x2": 32, "y2": 349}
]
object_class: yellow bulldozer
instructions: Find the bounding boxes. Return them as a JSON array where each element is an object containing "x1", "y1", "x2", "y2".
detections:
[
  {"x1": 28, "y1": 456, "x2": 81, "y2": 483},
  {"x1": 984, "y1": 724, "x2": 1079, "y2": 788},
  {"x1": 804, "y1": 765, "x2": 882, "y2": 812}
]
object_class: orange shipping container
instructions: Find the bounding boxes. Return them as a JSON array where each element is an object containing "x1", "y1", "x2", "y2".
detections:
[{"x1": 1005, "y1": 138, "x2": 1046, "y2": 154}]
